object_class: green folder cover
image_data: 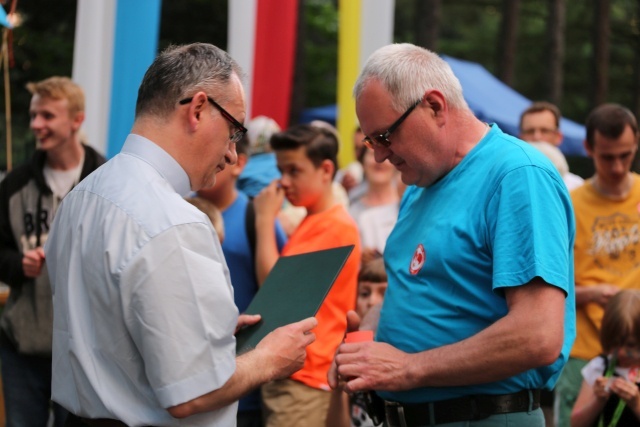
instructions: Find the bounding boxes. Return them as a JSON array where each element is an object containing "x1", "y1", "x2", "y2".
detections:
[{"x1": 235, "y1": 244, "x2": 355, "y2": 354}]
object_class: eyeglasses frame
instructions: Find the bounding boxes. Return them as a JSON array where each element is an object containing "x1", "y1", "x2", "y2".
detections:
[
  {"x1": 363, "y1": 98, "x2": 422, "y2": 149},
  {"x1": 179, "y1": 96, "x2": 248, "y2": 144}
]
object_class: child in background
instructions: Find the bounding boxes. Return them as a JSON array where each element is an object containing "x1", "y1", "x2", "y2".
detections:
[
  {"x1": 571, "y1": 290, "x2": 640, "y2": 426},
  {"x1": 255, "y1": 124, "x2": 361, "y2": 427},
  {"x1": 326, "y1": 257, "x2": 388, "y2": 427},
  {"x1": 184, "y1": 196, "x2": 225, "y2": 243},
  {"x1": 355, "y1": 257, "x2": 388, "y2": 323},
  {"x1": 196, "y1": 132, "x2": 288, "y2": 427}
]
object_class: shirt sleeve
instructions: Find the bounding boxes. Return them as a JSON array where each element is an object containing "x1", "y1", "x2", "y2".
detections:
[
  {"x1": 120, "y1": 222, "x2": 239, "y2": 408},
  {"x1": 275, "y1": 219, "x2": 288, "y2": 252},
  {"x1": 0, "y1": 179, "x2": 28, "y2": 287},
  {"x1": 582, "y1": 356, "x2": 605, "y2": 386},
  {"x1": 487, "y1": 165, "x2": 574, "y2": 294}
]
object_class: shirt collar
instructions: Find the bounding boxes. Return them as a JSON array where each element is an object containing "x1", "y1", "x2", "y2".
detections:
[{"x1": 121, "y1": 134, "x2": 192, "y2": 196}]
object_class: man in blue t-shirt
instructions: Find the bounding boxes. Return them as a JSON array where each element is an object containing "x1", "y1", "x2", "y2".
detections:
[
  {"x1": 198, "y1": 134, "x2": 287, "y2": 427},
  {"x1": 330, "y1": 43, "x2": 575, "y2": 427}
]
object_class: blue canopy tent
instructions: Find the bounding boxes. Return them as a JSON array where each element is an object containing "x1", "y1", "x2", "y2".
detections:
[{"x1": 300, "y1": 55, "x2": 587, "y2": 157}]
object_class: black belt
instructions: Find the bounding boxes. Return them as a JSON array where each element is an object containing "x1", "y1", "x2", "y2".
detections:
[
  {"x1": 77, "y1": 418, "x2": 154, "y2": 427},
  {"x1": 385, "y1": 389, "x2": 541, "y2": 426},
  {"x1": 77, "y1": 419, "x2": 128, "y2": 427}
]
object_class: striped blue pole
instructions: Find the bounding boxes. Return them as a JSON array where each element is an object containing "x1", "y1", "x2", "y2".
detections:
[{"x1": 107, "y1": 0, "x2": 162, "y2": 158}]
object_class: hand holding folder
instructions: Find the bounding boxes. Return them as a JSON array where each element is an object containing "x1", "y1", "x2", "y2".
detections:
[{"x1": 235, "y1": 245, "x2": 355, "y2": 354}]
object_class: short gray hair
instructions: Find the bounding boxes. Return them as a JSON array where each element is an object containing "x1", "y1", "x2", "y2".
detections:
[
  {"x1": 353, "y1": 43, "x2": 467, "y2": 112},
  {"x1": 135, "y1": 43, "x2": 245, "y2": 119}
]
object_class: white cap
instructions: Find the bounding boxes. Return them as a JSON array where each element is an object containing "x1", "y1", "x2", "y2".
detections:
[{"x1": 247, "y1": 116, "x2": 281, "y2": 155}]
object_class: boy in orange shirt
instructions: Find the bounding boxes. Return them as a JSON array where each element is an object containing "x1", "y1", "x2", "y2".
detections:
[{"x1": 254, "y1": 124, "x2": 361, "y2": 427}]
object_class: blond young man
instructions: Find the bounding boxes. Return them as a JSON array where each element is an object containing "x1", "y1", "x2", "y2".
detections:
[{"x1": 0, "y1": 77, "x2": 105, "y2": 427}]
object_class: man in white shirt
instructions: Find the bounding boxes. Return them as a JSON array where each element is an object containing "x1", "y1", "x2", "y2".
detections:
[
  {"x1": 45, "y1": 43, "x2": 316, "y2": 426},
  {"x1": 519, "y1": 101, "x2": 585, "y2": 190}
]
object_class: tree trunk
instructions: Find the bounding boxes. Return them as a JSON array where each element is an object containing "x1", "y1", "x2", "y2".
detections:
[
  {"x1": 546, "y1": 0, "x2": 565, "y2": 105},
  {"x1": 415, "y1": 0, "x2": 441, "y2": 50},
  {"x1": 497, "y1": 0, "x2": 521, "y2": 86},
  {"x1": 592, "y1": 0, "x2": 610, "y2": 107}
]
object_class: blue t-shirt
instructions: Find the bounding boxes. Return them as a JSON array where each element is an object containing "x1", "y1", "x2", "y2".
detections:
[
  {"x1": 377, "y1": 125, "x2": 576, "y2": 403},
  {"x1": 221, "y1": 191, "x2": 287, "y2": 411}
]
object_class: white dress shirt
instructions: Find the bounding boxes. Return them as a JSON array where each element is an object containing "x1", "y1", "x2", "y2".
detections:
[{"x1": 45, "y1": 134, "x2": 239, "y2": 426}]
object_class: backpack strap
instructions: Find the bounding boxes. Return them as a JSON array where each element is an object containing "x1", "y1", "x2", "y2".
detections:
[{"x1": 245, "y1": 198, "x2": 257, "y2": 262}]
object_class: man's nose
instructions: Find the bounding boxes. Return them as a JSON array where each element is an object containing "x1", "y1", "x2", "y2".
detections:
[
  {"x1": 612, "y1": 158, "x2": 626, "y2": 174},
  {"x1": 373, "y1": 146, "x2": 391, "y2": 164},
  {"x1": 532, "y1": 129, "x2": 544, "y2": 141},
  {"x1": 30, "y1": 115, "x2": 44, "y2": 130}
]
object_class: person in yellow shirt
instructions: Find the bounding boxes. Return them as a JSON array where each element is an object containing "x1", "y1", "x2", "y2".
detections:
[{"x1": 555, "y1": 103, "x2": 640, "y2": 426}]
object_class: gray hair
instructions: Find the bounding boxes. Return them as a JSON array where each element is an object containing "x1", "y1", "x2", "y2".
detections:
[
  {"x1": 135, "y1": 43, "x2": 245, "y2": 119},
  {"x1": 353, "y1": 43, "x2": 468, "y2": 112},
  {"x1": 527, "y1": 141, "x2": 569, "y2": 177}
]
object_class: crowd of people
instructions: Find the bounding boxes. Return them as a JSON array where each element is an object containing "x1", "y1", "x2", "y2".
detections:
[{"x1": 0, "y1": 40, "x2": 638, "y2": 427}]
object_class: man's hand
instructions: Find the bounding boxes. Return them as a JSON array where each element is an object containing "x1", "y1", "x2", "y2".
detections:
[
  {"x1": 361, "y1": 247, "x2": 382, "y2": 265},
  {"x1": 235, "y1": 314, "x2": 261, "y2": 334},
  {"x1": 255, "y1": 316, "x2": 317, "y2": 381},
  {"x1": 168, "y1": 317, "x2": 317, "y2": 418},
  {"x1": 576, "y1": 284, "x2": 619, "y2": 308},
  {"x1": 335, "y1": 341, "x2": 412, "y2": 393},
  {"x1": 591, "y1": 284, "x2": 620, "y2": 307},
  {"x1": 22, "y1": 247, "x2": 45, "y2": 278},
  {"x1": 328, "y1": 311, "x2": 361, "y2": 390}
]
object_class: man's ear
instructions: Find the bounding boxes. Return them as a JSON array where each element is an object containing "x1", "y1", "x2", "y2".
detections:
[
  {"x1": 71, "y1": 111, "x2": 85, "y2": 132},
  {"x1": 424, "y1": 90, "x2": 447, "y2": 125},
  {"x1": 186, "y1": 92, "x2": 209, "y2": 129}
]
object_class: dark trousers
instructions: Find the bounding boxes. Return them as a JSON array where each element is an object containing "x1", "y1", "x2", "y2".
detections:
[
  {"x1": 237, "y1": 409, "x2": 264, "y2": 427},
  {"x1": 0, "y1": 343, "x2": 68, "y2": 427}
]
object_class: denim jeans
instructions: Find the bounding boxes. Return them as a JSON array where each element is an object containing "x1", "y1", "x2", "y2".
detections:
[{"x1": 0, "y1": 343, "x2": 68, "y2": 427}]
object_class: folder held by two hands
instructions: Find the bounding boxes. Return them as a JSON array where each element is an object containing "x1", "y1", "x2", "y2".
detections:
[{"x1": 235, "y1": 245, "x2": 355, "y2": 354}]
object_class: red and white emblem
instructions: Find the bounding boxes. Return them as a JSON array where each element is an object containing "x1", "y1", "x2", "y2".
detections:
[{"x1": 409, "y1": 243, "x2": 426, "y2": 275}]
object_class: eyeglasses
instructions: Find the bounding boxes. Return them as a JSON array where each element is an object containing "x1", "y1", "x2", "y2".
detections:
[
  {"x1": 363, "y1": 99, "x2": 422, "y2": 149},
  {"x1": 520, "y1": 127, "x2": 558, "y2": 137},
  {"x1": 179, "y1": 96, "x2": 248, "y2": 144}
]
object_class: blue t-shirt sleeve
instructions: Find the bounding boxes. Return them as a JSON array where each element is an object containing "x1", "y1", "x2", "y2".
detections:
[
  {"x1": 487, "y1": 165, "x2": 574, "y2": 295},
  {"x1": 275, "y1": 219, "x2": 288, "y2": 252}
]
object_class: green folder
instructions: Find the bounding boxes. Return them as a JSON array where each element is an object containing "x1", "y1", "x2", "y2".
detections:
[{"x1": 235, "y1": 244, "x2": 355, "y2": 354}]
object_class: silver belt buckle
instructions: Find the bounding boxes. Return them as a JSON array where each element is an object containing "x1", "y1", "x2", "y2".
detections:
[
  {"x1": 385, "y1": 401, "x2": 408, "y2": 427},
  {"x1": 397, "y1": 405, "x2": 408, "y2": 427}
]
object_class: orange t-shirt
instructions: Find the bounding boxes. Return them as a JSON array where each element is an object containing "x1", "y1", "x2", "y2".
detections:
[{"x1": 283, "y1": 204, "x2": 361, "y2": 390}]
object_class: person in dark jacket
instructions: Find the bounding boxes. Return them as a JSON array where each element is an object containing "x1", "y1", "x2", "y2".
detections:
[{"x1": 0, "y1": 76, "x2": 105, "y2": 427}]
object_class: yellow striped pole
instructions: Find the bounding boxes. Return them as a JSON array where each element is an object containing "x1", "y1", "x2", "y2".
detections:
[{"x1": 336, "y1": 0, "x2": 361, "y2": 169}]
